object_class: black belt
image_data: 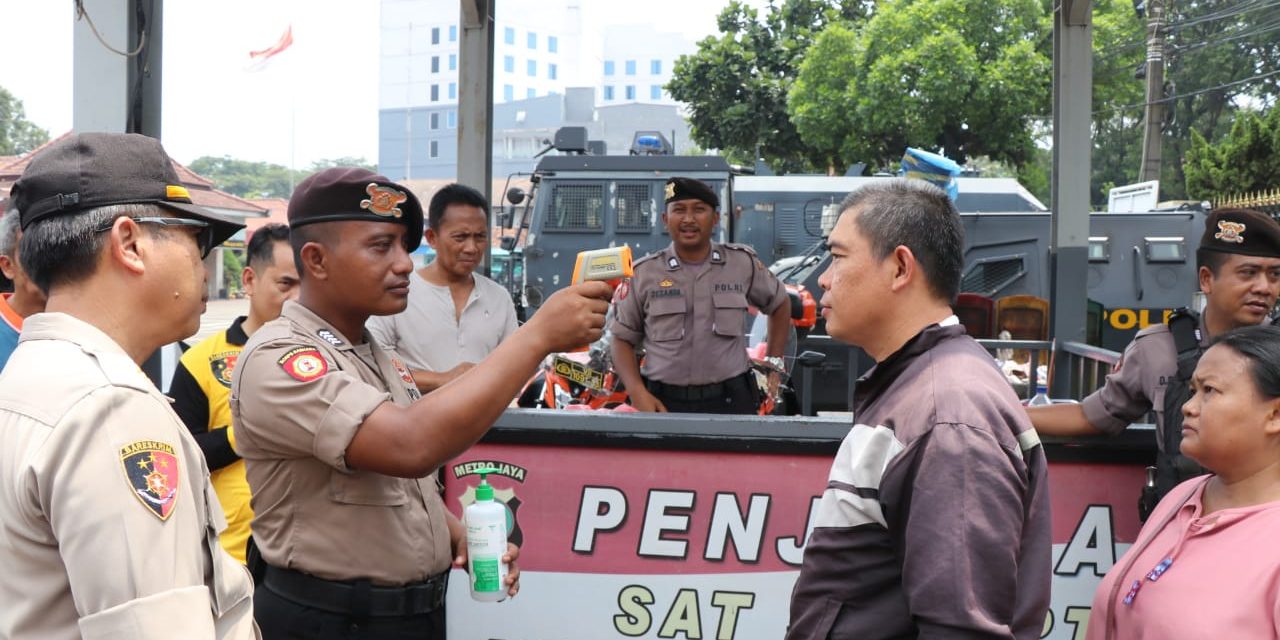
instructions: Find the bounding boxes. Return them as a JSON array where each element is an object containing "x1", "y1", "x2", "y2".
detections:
[
  {"x1": 263, "y1": 564, "x2": 448, "y2": 617},
  {"x1": 645, "y1": 371, "x2": 751, "y2": 402}
]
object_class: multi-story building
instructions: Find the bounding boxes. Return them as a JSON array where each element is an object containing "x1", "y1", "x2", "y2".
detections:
[{"x1": 378, "y1": 0, "x2": 694, "y2": 180}]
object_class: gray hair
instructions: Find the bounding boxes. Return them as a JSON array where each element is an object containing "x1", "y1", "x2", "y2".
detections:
[
  {"x1": 0, "y1": 205, "x2": 18, "y2": 259},
  {"x1": 838, "y1": 178, "x2": 965, "y2": 302},
  {"x1": 20, "y1": 203, "x2": 164, "y2": 295}
]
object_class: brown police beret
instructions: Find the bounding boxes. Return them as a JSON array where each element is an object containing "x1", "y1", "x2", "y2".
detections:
[
  {"x1": 1201, "y1": 208, "x2": 1280, "y2": 258},
  {"x1": 288, "y1": 167, "x2": 424, "y2": 251},
  {"x1": 664, "y1": 176, "x2": 719, "y2": 209}
]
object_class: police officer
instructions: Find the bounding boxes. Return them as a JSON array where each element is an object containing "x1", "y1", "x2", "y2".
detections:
[
  {"x1": 230, "y1": 168, "x2": 609, "y2": 638},
  {"x1": 1028, "y1": 208, "x2": 1280, "y2": 509},
  {"x1": 611, "y1": 177, "x2": 791, "y2": 414},
  {"x1": 0, "y1": 133, "x2": 257, "y2": 638}
]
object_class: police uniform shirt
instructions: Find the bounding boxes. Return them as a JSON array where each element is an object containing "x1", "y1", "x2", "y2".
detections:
[
  {"x1": 0, "y1": 313, "x2": 256, "y2": 640},
  {"x1": 1080, "y1": 314, "x2": 1211, "y2": 450},
  {"x1": 611, "y1": 242, "x2": 788, "y2": 386},
  {"x1": 230, "y1": 300, "x2": 452, "y2": 586}
]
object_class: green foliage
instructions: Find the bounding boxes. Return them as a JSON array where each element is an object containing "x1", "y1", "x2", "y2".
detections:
[
  {"x1": 0, "y1": 86, "x2": 49, "y2": 156},
  {"x1": 1184, "y1": 106, "x2": 1280, "y2": 199},
  {"x1": 222, "y1": 249, "x2": 244, "y2": 296},
  {"x1": 188, "y1": 155, "x2": 376, "y2": 199},
  {"x1": 790, "y1": 0, "x2": 1051, "y2": 174},
  {"x1": 667, "y1": 0, "x2": 874, "y2": 173}
]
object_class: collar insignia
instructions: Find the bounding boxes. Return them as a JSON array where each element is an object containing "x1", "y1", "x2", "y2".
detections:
[
  {"x1": 711, "y1": 250, "x2": 722, "y2": 262},
  {"x1": 1215, "y1": 220, "x2": 1246, "y2": 244},
  {"x1": 317, "y1": 329, "x2": 345, "y2": 347},
  {"x1": 361, "y1": 183, "x2": 407, "y2": 218},
  {"x1": 667, "y1": 256, "x2": 680, "y2": 269}
]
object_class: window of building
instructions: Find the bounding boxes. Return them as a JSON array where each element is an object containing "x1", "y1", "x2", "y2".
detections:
[
  {"x1": 549, "y1": 63, "x2": 558, "y2": 80},
  {"x1": 527, "y1": 32, "x2": 537, "y2": 49},
  {"x1": 448, "y1": 82, "x2": 457, "y2": 100},
  {"x1": 449, "y1": 54, "x2": 457, "y2": 71},
  {"x1": 503, "y1": 56, "x2": 514, "y2": 73},
  {"x1": 503, "y1": 84, "x2": 514, "y2": 102},
  {"x1": 603, "y1": 85, "x2": 614, "y2": 101},
  {"x1": 625, "y1": 85, "x2": 635, "y2": 100},
  {"x1": 430, "y1": 112, "x2": 439, "y2": 130},
  {"x1": 431, "y1": 27, "x2": 440, "y2": 45},
  {"x1": 447, "y1": 110, "x2": 457, "y2": 129},
  {"x1": 548, "y1": 36, "x2": 558, "y2": 53},
  {"x1": 526, "y1": 60, "x2": 536, "y2": 76},
  {"x1": 651, "y1": 59, "x2": 662, "y2": 75},
  {"x1": 431, "y1": 56, "x2": 439, "y2": 73},
  {"x1": 430, "y1": 84, "x2": 439, "y2": 102},
  {"x1": 429, "y1": 140, "x2": 439, "y2": 158},
  {"x1": 504, "y1": 27, "x2": 515, "y2": 45},
  {"x1": 650, "y1": 85, "x2": 662, "y2": 100},
  {"x1": 604, "y1": 60, "x2": 614, "y2": 76},
  {"x1": 448, "y1": 25, "x2": 457, "y2": 42},
  {"x1": 625, "y1": 60, "x2": 636, "y2": 75},
  {"x1": 527, "y1": 88, "x2": 536, "y2": 99}
]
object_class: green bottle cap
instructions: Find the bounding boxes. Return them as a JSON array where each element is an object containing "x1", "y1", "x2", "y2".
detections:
[{"x1": 473, "y1": 466, "x2": 500, "y2": 502}]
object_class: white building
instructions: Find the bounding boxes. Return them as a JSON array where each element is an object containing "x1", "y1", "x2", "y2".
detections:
[{"x1": 598, "y1": 25, "x2": 691, "y2": 105}]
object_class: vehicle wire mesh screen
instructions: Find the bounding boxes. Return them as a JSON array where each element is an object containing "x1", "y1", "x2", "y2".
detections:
[
  {"x1": 546, "y1": 184, "x2": 605, "y2": 231},
  {"x1": 615, "y1": 183, "x2": 652, "y2": 232},
  {"x1": 960, "y1": 256, "x2": 1025, "y2": 297}
]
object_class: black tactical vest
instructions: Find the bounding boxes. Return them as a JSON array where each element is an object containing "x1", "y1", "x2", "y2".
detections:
[{"x1": 1156, "y1": 309, "x2": 1208, "y2": 498}]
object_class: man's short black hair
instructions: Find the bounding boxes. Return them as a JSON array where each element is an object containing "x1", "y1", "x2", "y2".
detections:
[
  {"x1": 838, "y1": 179, "x2": 965, "y2": 303},
  {"x1": 427, "y1": 183, "x2": 489, "y2": 231},
  {"x1": 290, "y1": 223, "x2": 339, "y2": 280},
  {"x1": 20, "y1": 203, "x2": 160, "y2": 295},
  {"x1": 1196, "y1": 248, "x2": 1229, "y2": 276},
  {"x1": 247, "y1": 223, "x2": 290, "y2": 269}
]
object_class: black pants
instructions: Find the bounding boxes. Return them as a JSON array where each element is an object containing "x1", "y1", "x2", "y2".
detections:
[
  {"x1": 255, "y1": 583, "x2": 446, "y2": 640},
  {"x1": 645, "y1": 372, "x2": 758, "y2": 414}
]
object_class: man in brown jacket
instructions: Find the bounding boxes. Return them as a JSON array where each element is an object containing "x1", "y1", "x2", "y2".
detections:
[{"x1": 787, "y1": 179, "x2": 1050, "y2": 639}]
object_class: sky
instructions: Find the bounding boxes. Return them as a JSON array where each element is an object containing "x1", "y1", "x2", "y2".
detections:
[{"x1": 0, "y1": 0, "x2": 751, "y2": 169}]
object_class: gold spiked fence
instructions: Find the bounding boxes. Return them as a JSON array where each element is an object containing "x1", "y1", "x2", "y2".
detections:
[{"x1": 1213, "y1": 189, "x2": 1280, "y2": 215}]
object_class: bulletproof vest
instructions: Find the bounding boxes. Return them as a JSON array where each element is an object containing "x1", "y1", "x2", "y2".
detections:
[{"x1": 1156, "y1": 309, "x2": 1208, "y2": 498}]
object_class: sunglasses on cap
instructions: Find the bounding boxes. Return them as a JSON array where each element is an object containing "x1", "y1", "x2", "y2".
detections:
[{"x1": 95, "y1": 216, "x2": 216, "y2": 259}]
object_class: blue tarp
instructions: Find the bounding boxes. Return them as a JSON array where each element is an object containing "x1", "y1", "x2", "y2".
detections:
[{"x1": 900, "y1": 147, "x2": 961, "y2": 201}]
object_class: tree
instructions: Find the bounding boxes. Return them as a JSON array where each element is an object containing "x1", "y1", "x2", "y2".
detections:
[
  {"x1": 788, "y1": 0, "x2": 1051, "y2": 175},
  {"x1": 0, "y1": 86, "x2": 49, "y2": 156},
  {"x1": 1184, "y1": 105, "x2": 1280, "y2": 199},
  {"x1": 187, "y1": 155, "x2": 377, "y2": 199},
  {"x1": 308, "y1": 156, "x2": 376, "y2": 173},
  {"x1": 667, "y1": 0, "x2": 873, "y2": 173}
]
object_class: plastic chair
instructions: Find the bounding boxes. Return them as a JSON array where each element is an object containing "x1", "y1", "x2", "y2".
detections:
[{"x1": 954, "y1": 293, "x2": 995, "y2": 339}]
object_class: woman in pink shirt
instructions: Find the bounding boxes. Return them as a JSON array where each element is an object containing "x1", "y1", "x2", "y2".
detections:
[{"x1": 1088, "y1": 324, "x2": 1280, "y2": 639}]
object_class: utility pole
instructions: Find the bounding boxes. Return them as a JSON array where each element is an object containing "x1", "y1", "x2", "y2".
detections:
[{"x1": 1138, "y1": 0, "x2": 1166, "y2": 182}]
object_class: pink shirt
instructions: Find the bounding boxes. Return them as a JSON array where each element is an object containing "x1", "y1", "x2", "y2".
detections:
[{"x1": 1087, "y1": 476, "x2": 1280, "y2": 639}]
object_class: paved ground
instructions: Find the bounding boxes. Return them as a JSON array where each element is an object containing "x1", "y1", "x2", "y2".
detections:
[{"x1": 190, "y1": 298, "x2": 250, "y2": 344}]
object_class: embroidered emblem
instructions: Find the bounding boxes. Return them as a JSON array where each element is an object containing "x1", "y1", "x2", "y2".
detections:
[
  {"x1": 277, "y1": 347, "x2": 329, "y2": 382},
  {"x1": 210, "y1": 351, "x2": 239, "y2": 388},
  {"x1": 1215, "y1": 220, "x2": 1246, "y2": 244},
  {"x1": 664, "y1": 182, "x2": 676, "y2": 200},
  {"x1": 360, "y1": 183, "x2": 407, "y2": 218},
  {"x1": 659, "y1": 279, "x2": 674, "y2": 288},
  {"x1": 391, "y1": 357, "x2": 414, "y2": 386},
  {"x1": 120, "y1": 441, "x2": 180, "y2": 520},
  {"x1": 317, "y1": 329, "x2": 344, "y2": 347},
  {"x1": 614, "y1": 280, "x2": 630, "y2": 302}
]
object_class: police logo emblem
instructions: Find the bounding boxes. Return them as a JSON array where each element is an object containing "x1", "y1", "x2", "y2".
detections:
[
  {"x1": 1215, "y1": 220, "x2": 1246, "y2": 244},
  {"x1": 391, "y1": 357, "x2": 414, "y2": 385},
  {"x1": 120, "y1": 441, "x2": 180, "y2": 520},
  {"x1": 361, "y1": 183, "x2": 407, "y2": 218},
  {"x1": 278, "y1": 347, "x2": 329, "y2": 382},
  {"x1": 210, "y1": 352, "x2": 238, "y2": 388},
  {"x1": 317, "y1": 329, "x2": 344, "y2": 347},
  {"x1": 664, "y1": 182, "x2": 676, "y2": 201},
  {"x1": 660, "y1": 279, "x2": 674, "y2": 288}
]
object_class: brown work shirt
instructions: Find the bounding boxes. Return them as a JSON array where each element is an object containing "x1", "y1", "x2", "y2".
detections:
[
  {"x1": 230, "y1": 301, "x2": 452, "y2": 586},
  {"x1": 0, "y1": 313, "x2": 256, "y2": 640},
  {"x1": 1081, "y1": 315, "x2": 1210, "y2": 450},
  {"x1": 610, "y1": 242, "x2": 788, "y2": 385}
]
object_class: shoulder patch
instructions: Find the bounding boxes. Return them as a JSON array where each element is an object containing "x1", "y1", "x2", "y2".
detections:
[
  {"x1": 120, "y1": 441, "x2": 180, "y2": 520},
  {"x1": 722, "y1": 242, "x2": 759, "y2": 257},
  {"x1": 277, "y1": 347, "x2": 330, "y2": 382},
  {"x1": 317, "y1": 329, "x2": 345, "y2": 347},
  {"x1": 614, "y1": 280, "x2": 630, "y2": 301}
]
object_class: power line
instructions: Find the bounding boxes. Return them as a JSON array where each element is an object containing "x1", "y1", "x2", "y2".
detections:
[{"x1": 1093, "y1": 68, "x2": 1280, "y2": 116}]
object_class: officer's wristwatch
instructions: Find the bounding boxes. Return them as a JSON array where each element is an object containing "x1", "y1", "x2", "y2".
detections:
[{"x1": 764, "y1": 356, "x2": 785, "y2": 371}]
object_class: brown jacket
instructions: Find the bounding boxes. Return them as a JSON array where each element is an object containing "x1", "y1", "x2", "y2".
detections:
[{"x1": 788, "y1": 321, "x2": 1051, "y2": 639}]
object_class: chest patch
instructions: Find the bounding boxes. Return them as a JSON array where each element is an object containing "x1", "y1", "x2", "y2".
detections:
[
  {"x1": 210, "y1": 351, "x2": 239, "y2": 388},
  {"x1": 120, "y1": 440, "x2": 180, "y2": 521},
  {"x1": 714, "y1": 283, "x2": 744, "y2": 293},
  {"x1": 652, "y1": 288, "x2": 683, "y2": 298},
  {"x1": 278, "y1": 347, "x2": 330, "y2": 382}
]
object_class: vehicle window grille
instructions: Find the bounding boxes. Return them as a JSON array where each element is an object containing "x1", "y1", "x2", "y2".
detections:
[
  {"x1": 961, "y1": 256, "x2": 1025, "y2": 296},
  {"x1": 615, "y1": 184, "x2": 652, "y2": 232},
  {"x1": 546, "y1": 184, "x2": 604, "y2": 231}
]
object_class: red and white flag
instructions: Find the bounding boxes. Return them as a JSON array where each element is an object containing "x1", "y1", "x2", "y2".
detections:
[{"x1": 246, "y1": 25, "x2": 293, "y2": 72}]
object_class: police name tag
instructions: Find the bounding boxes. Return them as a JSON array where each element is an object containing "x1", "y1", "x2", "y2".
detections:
[{"x1": 552, "y1": 356, "x2": 606, "y2": 391}]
